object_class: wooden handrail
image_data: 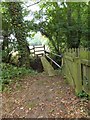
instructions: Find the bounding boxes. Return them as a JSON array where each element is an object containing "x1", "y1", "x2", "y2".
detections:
[
  {"x1": 45, "y1": 54, "x2": 61, "y2": 68},
  {"x1": 34, "y1": 46, "x2": 45, "y2": 48},
  {"x1": 30, "y1": 45, "x2": 45, "y2": 56},
  {"x1": 35, "y1": 50, "x2": 45, "y2": 52},
  {"x1": 45, "y1": 51, "x2": 63, "y2": 58}
]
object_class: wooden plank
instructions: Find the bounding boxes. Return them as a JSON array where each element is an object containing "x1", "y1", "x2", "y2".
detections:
[
  {"x1": 45, "y1": 55, "x2": 61, "y2": 68},
  {"x1": 41, "y1": 56, "x2": 56, "y2": 76},
  {"x1": 64, "y1": 55, "x2": 74, "y2": 62},
  {"x1": 35, "y1": 53, "x2": 43, "y2": 56},
  {"x1": 45, "y1": 51, "x2": 62, "y2": 58},
  {"x1": 30, "y1": 48, "x2": 34, "y2": 50},
  {"x1": 30, "y1": 45, "x2": 45, "y2": 56},
  {"x1": 35, "y1": 46, "x2": 44, "y2": 48},
  {"x1": 81, "y1": 59, "x2": 90, "y2": 66},
  {"x1": 33, "y1": 46, "x2": 35, "y2": 56},
  {"x1": 35, "y1": 50, "x2": 45, "y2": 52},
  {"x1": 64, "y1": 59, "x2": 75, "y2": 87}
]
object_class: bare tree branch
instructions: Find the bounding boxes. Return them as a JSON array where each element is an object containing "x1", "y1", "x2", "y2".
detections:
[{"x1": 25, "y1": 0, "x2": 42, "y2": 7}]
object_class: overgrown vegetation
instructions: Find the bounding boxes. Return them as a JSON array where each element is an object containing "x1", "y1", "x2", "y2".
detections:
[
  {"x1": 1, "y1": 2, "x2": 90, "y2": 118},
  {"x1": 1, "y1": 2, "x2": 90, "y2": 68},
  {"x1": 77, "y1": 90, "x2": 89, "y2": 99},
  {"x1": 1, "y1": 63, "x2": 37, "y2": 91},
  {"x1": 1, "y1": 1, "x2": 90, "y2": 95},
  {"x1": 33, "y1": 2, "x2": 90, "y2": 52}
]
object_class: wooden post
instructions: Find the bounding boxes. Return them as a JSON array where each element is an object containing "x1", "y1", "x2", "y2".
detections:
[
  {"x1": 33, "y1": 46, "x2": 35, "y2": 56},
  {"x1": 62, "y1": 57, "x2": 64, "y2": 66},
  {"x1": 44, "y1": 45, "x2": 45, "y2": 54}
]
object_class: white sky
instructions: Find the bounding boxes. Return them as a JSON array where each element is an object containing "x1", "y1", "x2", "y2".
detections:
[
  {"x1": 23, "y1": 1, "x2": 64, "y2": 21},
  {"x1": 25, "y1": 1, "x2": 40, "y2": 12},
  {"x1": 23, "y1": 2, "x2": 48, "y2": 45},
  {"x1": 23, "y1": 1, "x2": 40, "y2": 21}
]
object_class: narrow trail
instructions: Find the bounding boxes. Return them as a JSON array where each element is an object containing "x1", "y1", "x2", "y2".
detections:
[{"x1": 2, "y1": 74, "x2": 90, "y2": 118}]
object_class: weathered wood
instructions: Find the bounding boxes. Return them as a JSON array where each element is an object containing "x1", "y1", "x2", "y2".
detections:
[
  {"x1": 34, "y1": 46, "x2": 45, "y2": 48},
  {"x1": 46, "y1": 55, "x2": 61, "y2": 68},
  {"x1": 63, "y1": 48, "x2": 90, "y2": 96},
  {"x1": 30, "y1": 45, "x2": 45, "y2": 56},
  {"x1": 35, "y1": 50, "x2": 45, "y2": 52},
  {"x1": 81, "y1": 59, "x2": 90, "y2": 66},
  {"x1": 41, "y1": 56, "x2": 56, "y2": 76},
  {"x1": 45, "y1": 51, "x2": 62, "y2": 58}
]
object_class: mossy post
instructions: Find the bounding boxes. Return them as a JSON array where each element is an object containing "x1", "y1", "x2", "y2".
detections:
[
  {"x1": 41, "y1": 56, "x2": 56, "y2": 76},
  {"x1": 73, "y1": 57, "x2": 82, "y2": 94},
  {"x1": 64, "y1": 57, "x2": 75, "y2": 87}
]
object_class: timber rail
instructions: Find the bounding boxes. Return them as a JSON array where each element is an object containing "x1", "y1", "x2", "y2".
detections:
[{"x1": 30, "y1": 45, "x2": 63, "y2": 69}]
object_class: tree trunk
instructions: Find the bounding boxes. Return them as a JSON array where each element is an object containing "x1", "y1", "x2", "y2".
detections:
[
  {"x1": 15, "y1": 31, "x2": 30, "y2": 67},
  {"x1": 2, "y1": 33, "x2": 10, "y2": 63},
  {"x1": 67, "y1": 3, "x2": 72, "y2": 48},
  {"x1": 88, "y1": 1, "x2": 90, "y2": 49},
  {"x1": 8, "y1": 2, "x2": 30, "y2": 68},
  {"x1": 77, "y1": 3, "x2": 81, "y2": 48}
]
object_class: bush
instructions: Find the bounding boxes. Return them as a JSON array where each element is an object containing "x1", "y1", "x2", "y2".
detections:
[{"x1": 1, "y1": 63, "x2": 37, "y2": 91}]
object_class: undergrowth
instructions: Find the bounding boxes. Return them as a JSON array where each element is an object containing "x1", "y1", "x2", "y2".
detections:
[
  {"x1": 0, "y1": 63, "x2": 37, "y2": 91},
  {"x1": 77, "y1": 90, "x2": 89, "y2": 99}
]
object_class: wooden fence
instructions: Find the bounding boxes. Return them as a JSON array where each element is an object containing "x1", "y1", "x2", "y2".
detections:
[
  {"x1": 30, "y1": 45, "x2": 45, "y2": 56},
  {"x1": 63, "y1": 48, "x2": 90, "y2": 96}
]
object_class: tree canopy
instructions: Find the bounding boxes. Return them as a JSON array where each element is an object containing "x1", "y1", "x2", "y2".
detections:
[
  {"x1": 33, "y1": 2, "x2": 90, "y2": 51},
  {"x1": 1, "y1": 1, "x2": 90, "y2": 67}
]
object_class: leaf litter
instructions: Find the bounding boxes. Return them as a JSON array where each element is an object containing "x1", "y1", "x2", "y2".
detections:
[{"x1": 2, "y1": 74, "x2": 90, "y2": 118}]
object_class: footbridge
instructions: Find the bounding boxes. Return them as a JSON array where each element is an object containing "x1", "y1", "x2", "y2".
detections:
[{"x1": 30, "y1": 45, "x2": 63, "y2": 76}]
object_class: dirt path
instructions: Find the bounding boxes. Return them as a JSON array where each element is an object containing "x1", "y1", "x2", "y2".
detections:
[{"x1": 2, "y1": 74, "x2": 90, "y2": 118}]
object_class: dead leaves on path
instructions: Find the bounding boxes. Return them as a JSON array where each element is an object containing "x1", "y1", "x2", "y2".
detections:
[{"x1": 2, "y1": 75, "x2": 90, "y2": 118}]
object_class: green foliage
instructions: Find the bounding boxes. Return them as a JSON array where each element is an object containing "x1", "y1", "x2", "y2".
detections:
[
  {"x1": 1, "y1": 63, "x2": 37, "y2": 91},
  {"x1": 1, "y1": 1, "x2": 90, "y2": 69},
  {"x1": 77, "y1": 91, "x2": 89, "y2": 98},
  {"x1": 32, "y1": 2, "x2": 90, "y2": 51},
  {"x1": 1, "y1": 2, "x2": 31, "y2": 67}
]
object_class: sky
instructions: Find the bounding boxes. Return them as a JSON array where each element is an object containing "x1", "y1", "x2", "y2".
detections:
[
  {"x1": 23, "y1": 1, "x2": 40, "y2": 21},
  {"x1": 23, "y1": 2, "x2": 49, "y2": 46}
]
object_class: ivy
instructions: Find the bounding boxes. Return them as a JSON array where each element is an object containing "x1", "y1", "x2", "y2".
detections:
[
  {"x1": 1, "y1": 63, "x2": 37, "y2": 91},
  {"x1": 77, "y1": 90, "x2": 89, "y2": 99}
]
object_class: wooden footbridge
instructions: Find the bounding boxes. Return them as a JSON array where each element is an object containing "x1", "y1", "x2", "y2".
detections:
[
  {"x1": 30, "y1": 45, "x2": 63, "y2": 76},
  {"x1": 30, "y1": 45, "x2": 90, "y2": 96}
]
